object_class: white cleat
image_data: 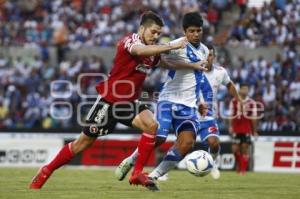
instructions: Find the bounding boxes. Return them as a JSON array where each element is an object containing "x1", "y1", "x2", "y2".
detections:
[
  {"x1": 115, "y1": 158, "x2": 133, "y2": 181},
  {"x1": 210, "y1": 165, "x2": 220, "y2": 180},
  {"x1": 157, "y1": 174, "x2": 169, "y2": 181}
]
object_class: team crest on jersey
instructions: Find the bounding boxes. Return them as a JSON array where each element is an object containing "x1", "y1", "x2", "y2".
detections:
[{"x1": 89, "y1": 125, "x2": 99, "y2": 134}]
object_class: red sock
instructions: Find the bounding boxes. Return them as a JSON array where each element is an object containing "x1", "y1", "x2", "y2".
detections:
[
  {"x1": 132, "y1": 133, "x2": 155, "y2": 175},
  {"x1": 240, "y1": 155, "x2": 249, "y2": 173},
  {"x1": 235, "y1": 153, "x2": 241, "y2": 172},
  {"x1": 46, "y1": 143, "x2": 75, "y2": 172}
]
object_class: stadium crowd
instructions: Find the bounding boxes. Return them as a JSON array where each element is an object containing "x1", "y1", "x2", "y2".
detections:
[
  {"x1": 0, "y1": 0, "x2": 299, "y2": 132},
  {"x1": 0, "y1": 0, "x2": 226, "y2": 48},
  {"x1": 228, "y1": 0, "x2": 300, "y2": 48}
]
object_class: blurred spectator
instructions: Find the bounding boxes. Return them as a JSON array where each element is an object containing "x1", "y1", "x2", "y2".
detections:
[
  {"x1": 228, "y1": 0, "x2": 300, "y2": 48},
  {"x1": 289, "y1": 73, "x2": 300, "y2": 105},
  {"x1": 0, "y1": 0, "x2": 299, "y2": 133},
  {"x1": 236, "y1": 0, "x2": 247, "y2": 16},
  {"x1": 0, "y1": 0, "x2": 224, "y2": 48}
]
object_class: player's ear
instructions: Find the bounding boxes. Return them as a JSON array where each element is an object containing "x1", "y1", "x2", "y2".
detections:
[
  {"x1": 183, "y1": 29, "x2": 187, "y2": 37},
  {"x1": 139, "y1": 25, "x2": 145, "y2": 33}
]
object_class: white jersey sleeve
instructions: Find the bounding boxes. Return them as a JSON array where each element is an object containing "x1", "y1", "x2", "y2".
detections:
[{"x1": 220, "y1": 67, "x2": 231, "y2": 86}]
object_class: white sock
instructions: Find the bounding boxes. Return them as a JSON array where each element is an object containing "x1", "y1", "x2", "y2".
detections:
[{"x1": 149, "y1": 148, "x2": 183, "y2": 179}]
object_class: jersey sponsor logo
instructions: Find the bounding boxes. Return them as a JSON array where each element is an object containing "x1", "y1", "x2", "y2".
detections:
[
  {"x1": 273, "y1": 142, "x2": 300, "y2": 168},
  {"x1": 135, "y1": 64, "x2": 151, "y2": 74},
  {"x1": 94, "y1": 104, "x2": 110, "y2": 123},
  {"x1": 208, "y1": 126, "x2": 218, "y2": 133}
]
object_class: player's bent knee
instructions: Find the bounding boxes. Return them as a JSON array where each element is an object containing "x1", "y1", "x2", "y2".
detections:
[
  {"x1": 144, "y1": 120, "x2": 159, "y2": 133},
  {"x1": 208, "y1": 138, "x2": 220, "y2": 149},
  {"x1": 180, "y1": 139, "x2": 195, "y2": 152}
]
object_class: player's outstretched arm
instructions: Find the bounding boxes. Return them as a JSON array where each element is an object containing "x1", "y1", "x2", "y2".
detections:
[
  {"x1": 130, "y1": 38, "x2": 187, "y2": 57},
  {"x1": 159, "y1": 56, "x2": 208, "y2": 71},
  {"x1": 227, "y1": 81, "x2": 242, "y2": 103},
  {"x1": 227, "y1": 81, "x2": 244, "y2": 115}
]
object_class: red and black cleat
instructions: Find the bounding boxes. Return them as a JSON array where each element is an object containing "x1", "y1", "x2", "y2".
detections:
[
  {"x1": 129, "y1": 172, "x2": 159, "y2": 191},
  {"x1": 29, "y1": 166, "x2": 52, "y2": 189}
]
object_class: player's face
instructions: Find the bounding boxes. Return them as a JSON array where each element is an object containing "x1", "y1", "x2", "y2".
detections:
[
  {"x1": 184, "y1": 26, "x2": 203, "y2": 45},
  {"x1": 141, "y1": 24, "x2": 162, "y2": 45},
  {"x1": 239, "y1": 86, "x2": 249, "y2": 97},
  {"x1": 207, "y1": 49, "x2": 215, "y2": 69}
]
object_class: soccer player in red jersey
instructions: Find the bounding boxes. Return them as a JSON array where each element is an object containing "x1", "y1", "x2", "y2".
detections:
[
  {"x1": 229, "y1": 83, "x2": 258, "y2": 174},
  {"x1": 29, "y1": 11, "x2": 207, "y2": 191}
]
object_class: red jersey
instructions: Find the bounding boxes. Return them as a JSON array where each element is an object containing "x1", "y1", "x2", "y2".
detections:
[
  {"x1": 96, "y1": 33, "x2": 160, "y2": 103},
  {"x1": 230, "y1": 97, "x2": 256, "y2": 134}
]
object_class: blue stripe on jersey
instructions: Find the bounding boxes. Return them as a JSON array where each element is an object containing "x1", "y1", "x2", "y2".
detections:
[
  {"x1": 200, "y1": 75, "x2": 214, "y2": 116},
  {"x1": 168, "y1": 69, "x2": 176, "y2": 79},
  {"x1": 194, "y1": 71, "x2": 202, "y2": 104},
  {"x1": 187, "y1": 45, "x2": 202, "y2": 103},
  {"x1": 186, "y1": 45, "x2": 200, "y2": 62}
]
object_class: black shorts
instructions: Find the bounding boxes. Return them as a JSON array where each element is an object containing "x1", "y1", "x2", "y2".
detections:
[
  {"x1": 231, "y1": 134, "x2": 252, "y2": 144},
  {"x1": 82, "y1": 97, "x2": 149, "y2": 138}
]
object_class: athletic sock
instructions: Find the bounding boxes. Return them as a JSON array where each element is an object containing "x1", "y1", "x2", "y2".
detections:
[
  {"x1": 132, "y1": 133, "x2": 155, "y2": 175},
  {"x1": 46, "y1": 143, "x2": 75, "y2": 172},
  {"x1": 240, "y1": 154, "x2": 249, "y2": 173},
  {"x1": 234, "y1": 153, "x2": 241, "y2": 173},
  {"x1": 149, "y1": 147, "x2": 183, "y2": 179}
]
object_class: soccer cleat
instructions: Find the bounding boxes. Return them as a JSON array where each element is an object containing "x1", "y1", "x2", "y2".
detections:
[
  {"x1": 210, "y1": 164, "x2": 220, "y2": 180},
  {"x1": 129, "y1": 172, "x2": 159, "y2": 191},
  {"x1": 29, "y1": 166, "x2": 52, "y2": 189},
  {"x1": 157, "y1": 173, "x2": 169, "y2": 181},
  {"x1": 115, "y1": 158, "x2": 133, "y2": 181}
]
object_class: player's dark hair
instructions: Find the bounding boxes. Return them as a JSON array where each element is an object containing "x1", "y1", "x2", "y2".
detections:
[
  {"x1": 140, "y1": 11, "x2": 164, "y2": 27},
  {"x1": 240, "y1": 83, "x2": 249, "y2": 88},
  {"x1": 182, "y1": 12, "x2": 203, "y2": 31},
  {"x1": 206, "y1": 44, "x2": 216, "y2": 56}
]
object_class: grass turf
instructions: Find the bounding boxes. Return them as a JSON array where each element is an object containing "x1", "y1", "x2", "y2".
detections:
[{"x1": 0, "y1": 168, "x2": 299, "y2": 199}]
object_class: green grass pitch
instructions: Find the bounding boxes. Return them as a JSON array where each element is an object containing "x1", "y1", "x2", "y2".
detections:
[{"x1": 0, "y1": 168, "x2": 299, "y2": 199}]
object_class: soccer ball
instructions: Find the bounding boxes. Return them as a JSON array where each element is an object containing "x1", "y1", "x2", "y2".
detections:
[{"x1": 185, "y1": 150, "x2": 214, "y2": 177}]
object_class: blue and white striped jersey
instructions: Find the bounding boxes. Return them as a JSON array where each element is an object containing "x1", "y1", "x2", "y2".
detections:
[{"x1": 158, "y1": 37, "x2": 209, "y2": 107}]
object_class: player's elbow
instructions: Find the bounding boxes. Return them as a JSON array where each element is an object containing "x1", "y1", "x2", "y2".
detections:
[{"x1": 132, "y1": 50, "x2": 142, "y2": 56}]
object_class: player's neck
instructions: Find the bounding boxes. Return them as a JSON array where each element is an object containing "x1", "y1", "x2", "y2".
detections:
[
  {"x1": 241, "y1": 95, "x2": 247, "y2": 100},
  {"x1": 191, "y1": 43, "x2": 200, "y2": 48},
  {"x1": 206, "y1": 63, "x2": 213, "y2": 72},
  {"x1": 207, "y1": 65, "x2": 212, "y2": 71}
]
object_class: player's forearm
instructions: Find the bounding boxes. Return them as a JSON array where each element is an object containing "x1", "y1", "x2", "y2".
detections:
[
  {"x1": 131, "y1": 44, "x2": 177, "y2": 56},
  {"x1": 160, "y1": 57, "x2": 199, "y2": 70},
  {"x1": 251, "y1": 119, "x2": 258, "y2": 134},
  {"x1": 228, "y1": 81, "x2": 242, "y2": 102},
  {"x1": 160, "y1": 56, "x2": 208, "y2": 71}
]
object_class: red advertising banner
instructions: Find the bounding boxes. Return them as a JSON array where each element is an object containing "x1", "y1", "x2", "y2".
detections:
[{"x1": 68, "y1": 139, "x2": 174, "y2": 166}]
